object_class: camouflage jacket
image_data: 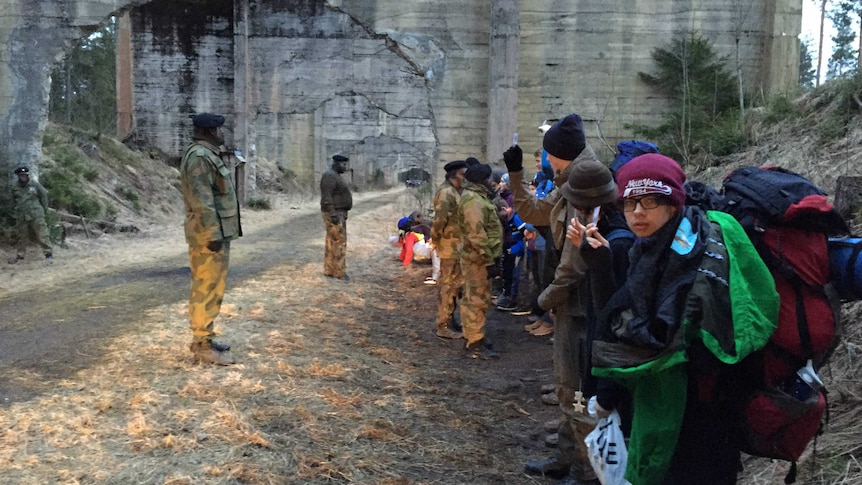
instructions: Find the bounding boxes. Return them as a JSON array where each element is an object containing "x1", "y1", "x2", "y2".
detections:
[
  {"x1": 430, "y1": 179, "x2": 461, "y2": 259},
  {"x1": 457, "y1": 181, "x2": 503, "y2": 266},
  {"x1": 11, "y1": 180, "x2": 49, "y2": 221},
  {"x1": 179, "y1": 140, "x2": 242, "y2": 246},
  {"x1": 320, "y1": 169, "x2": 353, "y2": 214}
]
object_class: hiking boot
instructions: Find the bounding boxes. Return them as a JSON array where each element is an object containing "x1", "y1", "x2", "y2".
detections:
[
  {"x1": 524, "y1": 456, "x2": 570, "y2": 479},
  {"x1": 541, "y1": 392, "x2": 559, "y2": 405},
  {"x1": 524, "y1": 320, "x2": 543, "y2": 332},
  {"x1": 210, "y1": 340, "x2": 231, "y2": 352},
  {"x1": 436, "y1": 327, "x2": 463, "y2": 339},
  {"x1": 190, "y1": 341, "x2": 235, "y2": 366},
  {"x1": 466, "y1": 339, "x2": 499, "y2": 360},
  {"x1": 530, "y1": 322, "x2": 554, "y2": 336},
  {"x1": 543, "y1": 417, "x2": 562, "y2": 432},
  {"x1": 496, "y1": 296, "x2": 516, "y2": 311},
  {"x1": 544, "y1": 432, "x2": 559, "y2": 447},
  {"x1": 7, "y1": 255, "x2": 22, "y2": 264}
]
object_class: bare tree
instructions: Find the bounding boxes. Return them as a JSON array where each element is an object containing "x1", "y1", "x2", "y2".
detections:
[{"x1": 817, "y1": 0, "x2": 830, "y2": 86}]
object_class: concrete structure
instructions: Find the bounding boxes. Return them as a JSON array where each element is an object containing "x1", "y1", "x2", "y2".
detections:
[{"x1": 0, "y1": 0, "x2": 802, "y2": 192}]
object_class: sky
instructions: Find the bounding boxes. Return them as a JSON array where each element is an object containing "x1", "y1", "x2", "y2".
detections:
[{"x1": 801, "y1": 0, "x2": 835, "y2": 78}]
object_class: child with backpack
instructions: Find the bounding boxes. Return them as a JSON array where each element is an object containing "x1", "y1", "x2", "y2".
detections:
[{"x1": 589, "y1": 154, "x2": 779, "y2": 485}]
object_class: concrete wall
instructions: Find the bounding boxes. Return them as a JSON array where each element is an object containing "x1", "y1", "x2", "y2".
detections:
[{"x1": 0, "y1": 0, "x2": 802, "y2": 189}]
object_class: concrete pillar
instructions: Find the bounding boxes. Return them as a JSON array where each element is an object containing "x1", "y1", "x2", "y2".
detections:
[
  {"x1": 485, "y1": 0, "x2": 519, "y2": 166},
  {"x1": 761, "y1": 0, "x2": 803, "y2": 93},
  {"x1": 116, "y1": 11, "x2": 134, "y2": 140},
  {"x1": 233, "y1": 0, "x2": 254, "y2": 202}
]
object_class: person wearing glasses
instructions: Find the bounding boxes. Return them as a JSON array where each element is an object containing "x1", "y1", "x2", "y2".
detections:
[{"x1": 587, "y1": 154, "x2": 778, "y2": 484}]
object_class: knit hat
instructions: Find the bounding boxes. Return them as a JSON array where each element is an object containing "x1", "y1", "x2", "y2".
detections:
[
  {"x1": 465, "y1": 157, "x2": 481, "y2": 167},
  {"x1": 443, "y1": 160, "x2": 467, "y2": 172},
  {"x1": 542, "y1": 114, "x2": 586, "y2": 161},
  {"x1": 465, "y1": 163, "x2": 492, "y2": 183},
  {"x1": 614, "y1": 153, "x2": 686, "y2": 210},
  {"x1": 561, "y1": 160, "x2": 617, "y2": 207}
]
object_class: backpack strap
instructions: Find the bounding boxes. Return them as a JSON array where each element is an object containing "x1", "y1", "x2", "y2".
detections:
[{"x1": 605, "y1": 228, "x2": 635, "y2": 244}]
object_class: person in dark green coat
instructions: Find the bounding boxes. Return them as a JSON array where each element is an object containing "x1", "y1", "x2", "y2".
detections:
[{"x1": 9, "y1": 166, "x2": 53, "y2": 264}]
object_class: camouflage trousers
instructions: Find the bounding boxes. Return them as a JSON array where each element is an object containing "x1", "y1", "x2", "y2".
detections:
[
  {"x1": 553, "y1": 312, "x2": 597, "y2": 481},
  {"x1": 15, "y1": 216, "x2": 52, "y2": 257},
  {"x1": 188, "y1": 241, "x2": 231, "y2": 343},
  {"x1": 322, "y1": 213, "x2": 347, "y2": 278},
  {"x1": 460, "y1": 260, "x2": 490, "y2": 346},
  {"x1": 435, "y1": 257, "x2": 463, "y2": 329}
]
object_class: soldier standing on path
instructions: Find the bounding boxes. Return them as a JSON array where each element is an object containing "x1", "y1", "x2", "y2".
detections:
[
  {"x1": 457, "y1": 163, "x2": 503, "y2": 359},
  {"x1": 320, "y1": 154, "x2": 353, "y2": 281},
  {"x1": 430, "y1": 159, "x2": 468, "y2": 339},
  {"x1": 8, "y1": 166, "x2": 53, "y2": 264},
  {"x1": 180, "y1": 112, "x2": 242, "y2": 366}
]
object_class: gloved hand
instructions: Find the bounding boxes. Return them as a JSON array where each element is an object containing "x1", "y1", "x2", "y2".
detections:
[
  {"x1": 486, "y1": 263, "x2": 502, "y2": 279},
  {"x1": 206, "y1": 239, "x2": 224, "y2": 252},
  {"x1": 503, "y1": 145, "x2": 523, "y2": 173},
  {"x1": 531, "y1": 297, "x2": 545, "y2": 316},
  {"x1": 329, "y1": 213, "x2": 342, "y2": 224}
]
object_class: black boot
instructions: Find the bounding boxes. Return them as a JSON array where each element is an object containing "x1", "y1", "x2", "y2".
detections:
[
  {"x1": 466, "y1": 338, "x2": 499, "y2": 360},
  {"x1": 190, "y1": 341, "x2": 235, "y2": 365}
]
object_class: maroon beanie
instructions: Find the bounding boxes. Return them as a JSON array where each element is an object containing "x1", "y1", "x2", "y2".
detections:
[{"x1": 614, "y1": 153, "x2": 686, "y2": 210}]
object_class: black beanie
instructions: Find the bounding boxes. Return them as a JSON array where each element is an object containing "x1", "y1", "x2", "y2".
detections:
[
  {"x1": 465, "y1": 157, "x2": 481, "y2": 167},
  {"x1": 465, "y1": 163, "x2": 492, "y2": 183},
  {"x1": 543, "y1": 113, "x2": 586, "y2": 161}
]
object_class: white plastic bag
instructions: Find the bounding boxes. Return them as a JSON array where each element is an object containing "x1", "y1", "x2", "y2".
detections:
[
  {"x1": 412, "y1": 241, "x2": 431, "y2": 261},
  {"x1": 584, "y1": 408, "x2": 631, "y2": 485}
]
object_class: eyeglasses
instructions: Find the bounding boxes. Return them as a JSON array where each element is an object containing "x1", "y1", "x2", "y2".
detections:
[{"x1": 621, "y1": 195, "x2": 665, "y2": 212}]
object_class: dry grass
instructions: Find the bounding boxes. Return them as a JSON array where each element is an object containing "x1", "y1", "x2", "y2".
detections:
[{"x1": 1, "y1": 183, "x2": 860, "y2": 484}]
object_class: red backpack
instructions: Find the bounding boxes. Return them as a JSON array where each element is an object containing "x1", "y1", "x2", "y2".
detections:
[{"x1": 714, "y1": 167, "x2": 849, "y2": 481}]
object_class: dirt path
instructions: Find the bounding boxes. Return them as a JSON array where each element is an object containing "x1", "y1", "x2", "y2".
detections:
[{"x1": 0, "y1": 188, "x2": 570, "y2": 484}]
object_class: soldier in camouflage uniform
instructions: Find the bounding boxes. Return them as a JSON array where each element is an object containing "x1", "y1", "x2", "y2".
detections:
[
  {"x1": 180, "y1": 112, "x2": 242, "y2": 366},
  {"x1": 8, "y1": 166, "x2": 53, "y2": 264},
  {"x1": 430, "y1": 159, "x2": 468, "y2": 339},
  {"x1": 320, "y1": 154, "x2": 353, "y2": 281},
  {"x1": 457, "y1": 163, "x2": 503, "y2": 359}
]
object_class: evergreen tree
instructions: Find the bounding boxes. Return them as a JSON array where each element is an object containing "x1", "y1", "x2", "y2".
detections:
[
  {"x1": 49, "y1": 18, "x2": 117, "y2": 134},
  {"x1": 800, "y1": 39, "x2": 817, "y2": 89},
  {"x1": 629, "y1": 33, "x2": 743, "y2": 166},
  {"x1": 827, "y1": 2, "x2": 859, "y2": 78}
]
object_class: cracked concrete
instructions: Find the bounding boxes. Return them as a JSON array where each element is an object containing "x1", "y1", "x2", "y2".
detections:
[{"x1": 0, "y1": 0, "x2": 801, "y2": 189}]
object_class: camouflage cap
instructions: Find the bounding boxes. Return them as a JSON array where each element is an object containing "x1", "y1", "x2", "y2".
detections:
[{"x1": 191, "y1": 112, "x2": 225, "y2": 128}]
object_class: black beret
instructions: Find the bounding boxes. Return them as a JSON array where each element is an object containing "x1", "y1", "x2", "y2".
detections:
[
  {"x1": 332, "y1": 155, "x2": 349, "y2": 162},
  {"x1": 443, "y1": 160, "x2": 467, "y2": 172},
  {"x1": 191, "y1": 112, "x2": 225, "y2": 128},
  {"x1": 14, "y1": 166, "x2": 29, "y2": 174},
  {"x1": 465, "y1": 157, "x2": 481, "y2": 167},
  {"x1": 465, "y1": 163, "x2": 492, "y2": 183}
]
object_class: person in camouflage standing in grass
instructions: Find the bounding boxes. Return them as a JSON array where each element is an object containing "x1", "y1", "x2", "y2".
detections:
[
  {"x1": 320, "y1": 154, "x2": 353, "y2": 281},
  {"x1": 457, "y1": 163, "x2": 503, "y2": 359},
  {"x1": 430, "y1": 159, "x2": 468, "y2": 339},
  {"x1": 180, "y1": 112, "x2": 242, "y2": 366},
  {"x1": 8, "y1": 166, "x2": 53, "y2": 264}
]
